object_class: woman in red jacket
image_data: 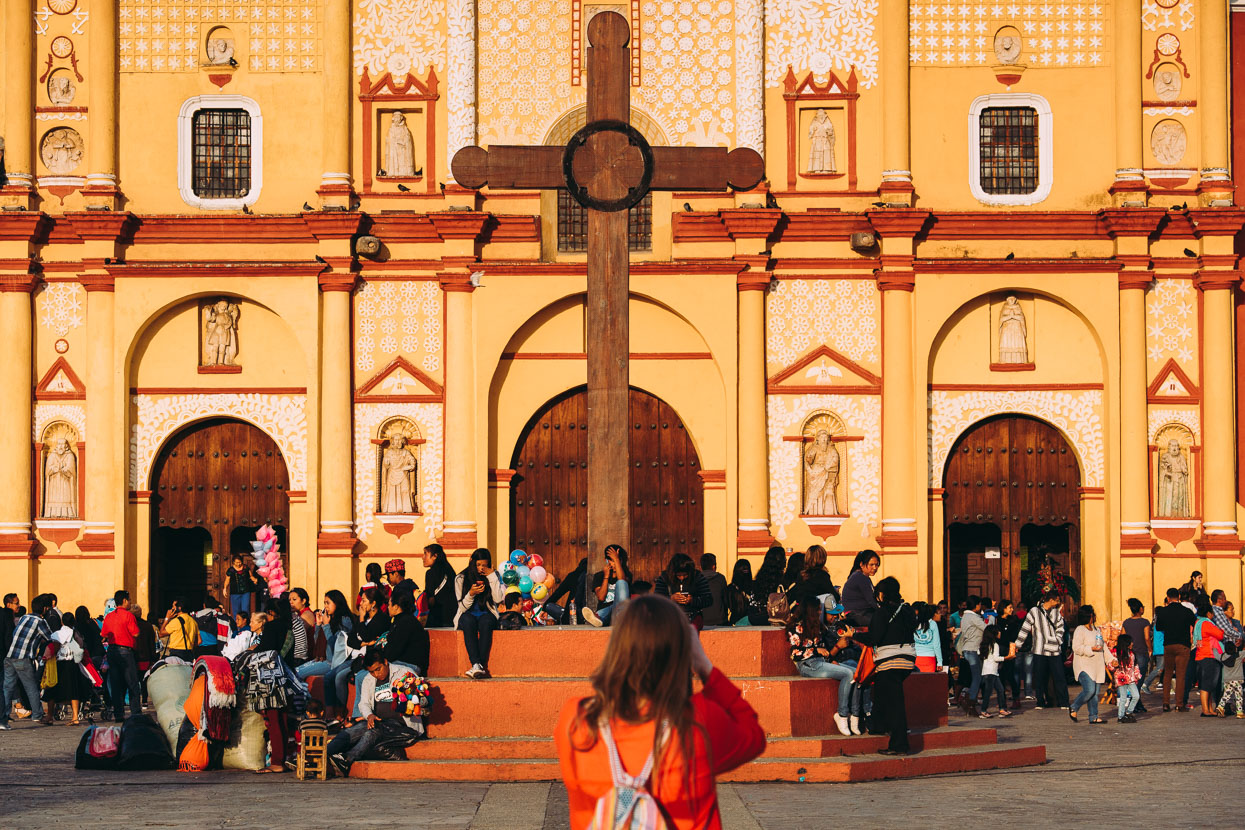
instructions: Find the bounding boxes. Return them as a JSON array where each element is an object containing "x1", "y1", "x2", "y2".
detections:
[{"x1": 556, "y1": 594, "x2": 766, "y2": 829}]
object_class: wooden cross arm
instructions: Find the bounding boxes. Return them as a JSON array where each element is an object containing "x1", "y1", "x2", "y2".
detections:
[{"x1": 452, "y1": 144, "x2": 765, "y2": 193}]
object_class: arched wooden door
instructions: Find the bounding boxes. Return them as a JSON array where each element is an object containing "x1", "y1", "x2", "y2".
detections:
[
  {"x1": 943, "y1": 415, "x2": 1081, "y2": 606},
  {"x1": 149, "y1": 418, "x2": 290, "y2": 612},
  {"x1": 510, "y1": 388, "x2": 703, "y2": 582}
]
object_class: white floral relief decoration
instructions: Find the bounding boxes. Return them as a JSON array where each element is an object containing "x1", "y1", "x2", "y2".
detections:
[
  {"x1": 910, "y1": 1, "x2": 1109, "y2": 67},
  {"x1": 765, "y1": 0, "x2": 880, "y2": 88},
  {"x1": 353, "y1": 403, "x2": 444, "y2": 540},
  {"x1": 928, "y1": 389, "x2": 1105, "y2": 487},
  {"x1": 765, "y1": 279, "x2": 880, "y2": 374},
  {"x1": 1142, "y1": 0, "x2": 1194, "y2": 32},
  {"x1": 119, "y1": 0, "x2": 323, "y2": 72},
  {"x1": 353, "y1": 0, "x2": 447, "y2": 77},
  {"x1": 354, "y1": 280, "x2": 443, "y2": 378},
  {"x1": 446, "y1": 0, "x2": 478, "y2": 167},
  {"x1": 1148, "y1": 408, "x2": 1200, "y2": 444},
  {"x1": 36, "y1": 283, "x2": 84, "y2": 337},
  {"x1": 130, "y1": 394, "x2": 308, "y2": 490},
  {"x1": 767, "y1": 394, "x2": 881, "y2": 540},
  {"x1": 734, "y1": 0, "x2": 764, "y2": 151},
  {"x1": 34, "y1": 404, "x2": 86, "y2": 442},
  {"x1": 1146, "y1": 278, "x2": 1196, "y2": 374}
]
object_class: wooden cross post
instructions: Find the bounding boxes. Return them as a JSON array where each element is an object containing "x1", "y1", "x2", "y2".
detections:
[{"x1": 452, "y1": 12, "x2": 762, "y2": 601}]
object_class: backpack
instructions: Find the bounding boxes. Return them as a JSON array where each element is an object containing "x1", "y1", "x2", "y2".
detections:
[{"x1": 587, "y1": 721, "x2": 671, "y2": 830}]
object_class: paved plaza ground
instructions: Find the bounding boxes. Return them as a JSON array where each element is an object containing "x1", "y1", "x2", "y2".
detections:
[{"x1": 1, "y1": 689, "x2": 1241, "y2": 829}]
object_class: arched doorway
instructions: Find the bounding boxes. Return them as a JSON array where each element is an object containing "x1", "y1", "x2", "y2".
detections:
[
  {"x1": 510, "y1": 387, "x2": 703, "y2": 581},
  {"x1": 149, "y1": 418, "x2": 290, "y2": 613},
  {"x1": 943, "y1": 415, "x2": 1081, "y2": 607}
]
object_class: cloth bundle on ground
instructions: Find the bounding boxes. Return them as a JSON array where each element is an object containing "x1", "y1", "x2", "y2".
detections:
[
  {"x1": 237, "y1": 649, "x2": 307, "y2": 716},
  {"x1": 221, "y1": 708, "x2": 267, "y2": 771},
  {"x1": 117, "y1": 714, "x2": 175, "y2": 770},
  {"x1": 75, "y1": 724, "x2": 121, "y2": 770},
  {"x1": 367, "y1": 718, "x2": 423, "y2": 760},
  {"x1": 149, "y1": 662, "x2": 194, "y2": 751},
  {"x1": 176, "y1": 659, "x2": 236, "y2": 772}
]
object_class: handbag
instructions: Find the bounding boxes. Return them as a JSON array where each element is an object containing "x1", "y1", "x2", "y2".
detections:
[
  {"x1": 853, "y1": 645, "x2": 876, "y2": 685},
  {"x1": 767, "y1": 587, "x2": 789, "y2": 625},
  {"x1": 41, "y1": 658, "x2": 59, "y2": 689}
]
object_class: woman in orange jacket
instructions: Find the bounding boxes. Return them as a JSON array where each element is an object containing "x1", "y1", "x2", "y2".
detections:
[{"x1": 555, "y1": 594, "x2": 767, "y2": 829}]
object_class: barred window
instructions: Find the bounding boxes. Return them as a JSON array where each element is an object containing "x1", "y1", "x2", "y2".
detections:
[
  {"x1": 558, "y1": 190, "x2": 652, "y2": 253},
  {"x1": 191, "y1": 108, "x2": 252, "y2": 200},
  {"x1": 978, "y1": 107, "x2": 1038, "y2": 195}
]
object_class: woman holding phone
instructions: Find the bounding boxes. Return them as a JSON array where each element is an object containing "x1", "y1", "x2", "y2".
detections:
[
  {"x1": 454, "y1": 548, "x2": 505, "y2": 679},
  {"x1": 655, "y1": 553, "x2": 713, "y2": 630},
  {"x1": 582, "y1": 544, "x2": 633, "y2": 627}
]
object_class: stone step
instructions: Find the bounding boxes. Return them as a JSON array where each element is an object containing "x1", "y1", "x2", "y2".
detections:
[
  {"x1": 397, "y1": 727, "x2": 1000, "y2": 761},
  {"x1": 349, "y1": 744, "x2": 1047, "y2": 783}
]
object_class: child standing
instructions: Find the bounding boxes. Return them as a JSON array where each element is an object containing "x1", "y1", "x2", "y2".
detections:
[
  {"x1": 1218, "y1": 602, "x2": 1243, "y2": 718},
  {"x1": 1112, "y1": 633, "x2": 1142, "y2": 723},
  {"x1": 978, "y1": 625, "x2": 1012, "y2": 718}
]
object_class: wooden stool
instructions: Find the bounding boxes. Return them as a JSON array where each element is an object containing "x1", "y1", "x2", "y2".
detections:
[{"x1": 297, "y1": 723, "x2": 329, "y2": 780}]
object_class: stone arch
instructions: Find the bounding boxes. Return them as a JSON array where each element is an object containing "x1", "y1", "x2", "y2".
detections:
[{"x1": 542, "y1": 104, "x2": 670, "y2": 146}]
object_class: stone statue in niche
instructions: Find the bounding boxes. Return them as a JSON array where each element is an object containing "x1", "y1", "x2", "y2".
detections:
[
  {"x1": 1151, "y1": 120, "x2": 1187, "y2": 165},
  {"x1": 206, "y1": 36, "x2": 235, "y2": 66},
  {"x1": 40, "y1": 127, "x2": 83, "y2": 175},
  {"x1": 994, "y1": 33, "x2": 1022, "y2": 65},
  {"x1": 806, "y1": 109, "x2": 836, "y2": 174},
  {"x1": 43, "y1": 438, "x2": 77, "y2": 519},
  {"x1": 1153, "y1": 66, "x2": 1182, "y2": 102},
  {"x1": 48, "y1": 71, "x2": 75, "y2": 105},
  {"x1": 380, "y1": 433, "x2": 418, "y2": 513},
  {"x1": 803, "y1": 430, "x2": 840, "y2": 515},
  {"x1": 997, "y1": 295, "x2": 1029, "y2": 364},
  {"x1": 1157, "y1": 438, "x2": 1190, "y2": 517},
  {"x1": 385, "y1": 112, "x2": 417, "y2": 177},
  {"x1": 202, "y1": 299, "x2": 240, "y2": 366}
]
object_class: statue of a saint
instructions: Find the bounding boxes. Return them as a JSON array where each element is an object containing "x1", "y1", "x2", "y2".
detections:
[
  {"x1": 206, "y1": 37, "x2": 235, "y2": 66},
  {"x1": 802, "y1": 430, "x2": 840, "y2": 515},
  {"x1": 43, "y1": 438, "x2": 77, "y2": 519},
  {"x1": 806, "y1": 109, "x2": 836, "y2": 175},
  {"x1": 998, "y1": 295, "x2": 1028, "y2": 363},
  {"x1": 380, "y1": 434, "x2": 418, "y2": 513},
  {"x1": 203, "y1": 300, "x2": 240, "y2": 366},
  {"x1": 1157, "y1": 439, "x2": 1190, "y2": 517},
  {"x1": 385, "y1": 112, "x2": 417, "y2": 177}
]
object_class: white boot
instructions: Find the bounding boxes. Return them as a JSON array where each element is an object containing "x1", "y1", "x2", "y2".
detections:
[
  {"x1": 833, "y1": 713, "x2": 851, "y2": 736},
  {"x1": 849, "y1": 715, "x2": 862, "y2": 735}
]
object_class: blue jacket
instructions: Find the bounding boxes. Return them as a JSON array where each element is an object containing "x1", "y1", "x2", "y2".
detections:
[{"x1": 914, "y1": 623, "x2": 943, "y2": 667}]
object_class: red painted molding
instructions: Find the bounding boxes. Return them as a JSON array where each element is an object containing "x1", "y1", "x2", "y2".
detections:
[
  {"x1": 989, "y1": 362, "x2": 1036, "y2": 373},
  {"x1": 197, "y1": 364, "x2": 243, "y2": 375},
  {"x1": 34, "y1": 356, "x2": 86, "y2": 401},
  {"x1": 1119, "y1": 535, "x2": 1157, "y2": 552},
  {"x1": 1196, "y1": 535, "x2": 1243, "y2": 553},
  {"x1": 303, "y1": 212, "x2": 365, "y2": 241},
  {"x1": 437, "y1": 532, "x2": 479, "y2": 550},
  {"x1": 776, "y1": 212, "x2": 873, "y2": 241},
  {"x1": 0, "y1": 536, "x2": 37, "y2": 555},
  {"x1": 866, "y1": 209, "x2": 931, "y2": 238},
  {"x1": 929, "y1": 211, "x2": 1107, "y2": 240},
  {"x1": 1188, "y1": 209, "x2": 1245, "y2": 237},
  {"x1": 782, "y1": 434, "x2": 865, "y2": 442},
  {"x1": 719, "y1": 208, "x2": 783, "y2": 240},
  {"x1": 697, "y1": 469, "x2": 726, "y2": 484},
  {"x1": 317, "y1": 533, "x2": 359, "y2": 552},
  {"x1": 783, "y1": 66, "x2": 860, "y2": 191},
  {"x1": 915, "y1": 258, "x2": 1121, "y2": 274},
  {"x1": 1100, "y1": 208, "x2": 1166, "y2": 238},
  {"x1": 429, "y1": 211, "x2": 491, "y2": 241},
  {"x1": 1194, "y1": 270, "x2": 1241, "y2": 291},
  {"x1": 355, "y1": 355, "x2": 445, "y2": 402},
  {"x1": 130, "y1": 386, "x2": 307, "y2": 395},
  {"x1": 1147, "y1": 358, "x2": 1200, "y2": 400},
  {"x1": 0, "y1": 273, "x2": 40, "y2": 293},
  {"x1": 106, "y1": 261, "x2": 326, "y2": 279},
  {"x1": 768, "y1": 343, "x2": 881, "y2": 393},
  {"x1": 483, "y1": 215, "x2": 540, "y2": 244},
  {"x1": 319, "y1": 273, "x2": 359, "y2": 293},
  {"x1": 0, "y1": 212, "x2": 51, "y2": 243},
  {"x1": 438, "y1": 272, "x2": 476, "y2": 293},
  {"x1": 877, "y1": 530, "x2": 919, "y2": 549},
  {"x1": 77, "y1": 532, "x2": 115, "y2": 552},
  {"x1": 876, "y1": 271, "x2": 915, "y2": 291},
  {"x1": 928, "y1": 382, "x2": 1104, "y2": 391},
  {"x1": 64, "y1": 211, "x2": 136, "y2": 242},
  {"x1": 488, "y1": 468, "x2": 517, "y2": 485},
  {"x1": 128, "y1": 215, "x2": 313, "y2": 245},
  {"x1": 672, "y1": 213, "x2": 731, "y2": 242},
  {"x1": 77, "y1": 273, "x2": 116, "y2": 292}
]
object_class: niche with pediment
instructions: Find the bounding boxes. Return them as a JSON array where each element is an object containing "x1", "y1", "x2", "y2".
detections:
[
  {"x1": 375, "y1": 417, "x2": 422, "y2": 515},
  {"x1": 800, "y1": 410, "x2": 849, "y2": 517},
  {"x1": 1151, "y1": 423, "x2": 1196, "y2": 519},
  {"x1": 40, "y1": 421, "x2": 80, "y2": 520}
]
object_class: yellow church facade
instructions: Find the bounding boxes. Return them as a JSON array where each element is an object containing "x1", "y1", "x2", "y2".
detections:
[{"x1": 1, "y1": 0, "x2": 1243, "y2": 619}]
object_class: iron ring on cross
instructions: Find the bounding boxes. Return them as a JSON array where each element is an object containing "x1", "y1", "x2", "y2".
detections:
[{"x1": 562, "y1": 119, "x2": 654, "y2": 213}]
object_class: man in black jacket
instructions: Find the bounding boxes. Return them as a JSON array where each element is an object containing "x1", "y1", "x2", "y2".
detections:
[
  {"x1": 699, "y1": 554, "x2": 728, "y2": 627},
  {"x1": 0, "y1": 594, "x2": 17, "y2": 725},
  {"x1": 1155, "y1": 587, "x2": 1196, "y2": 711}
]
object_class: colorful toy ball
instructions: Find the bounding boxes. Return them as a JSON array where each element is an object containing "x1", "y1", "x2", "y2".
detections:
[
  {"x1": 501, "y1": 569, "x2": 520, "y2": 586},
  {"x1": 509, "y1": 550, "x2": 527, "y2": 565},
  {"x1": 522, "y1": 599, "x2": 534, "y2": 613},
  {"x1": 505, "y1": 585, "x2": 522, "y2": 596},
  {"x1": 531, "y1": 583, "x2": 549, "y2": 602},
  {"x1": 501, "y1": 561, "x2": 515, "y2": 574},
  {"x1": 518, "y1": 575, "x2": 534, "y2": 594},
  {"x1": 526, "y1": 553, "x2": 544, "y2": 568},
  {"x1": 515, "y1": 564, "x2": 531, "y2": 580},
  {"x1": 529, "y1": 565, "x2": 547, "y2": 584},
  {"x1": 542, "y1": 574, "x2": 556, "y2": 590}
]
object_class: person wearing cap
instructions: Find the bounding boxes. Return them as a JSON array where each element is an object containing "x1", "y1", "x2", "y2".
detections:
[{"x1": 384, "y1": 559, "x2": 418, "y2": 607}]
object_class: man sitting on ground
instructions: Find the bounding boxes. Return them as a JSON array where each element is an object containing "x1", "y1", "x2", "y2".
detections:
[{"x1": 327, "y1": 650, "x2": 422, "y2": 776}]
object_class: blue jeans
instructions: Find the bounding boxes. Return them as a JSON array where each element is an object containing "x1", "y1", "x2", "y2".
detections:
[
  {"x1": 1071, "y1": 672, "x2": 1100, "y2": 719},
  {"x1": 326, "y1": 720, "x2": 382, "y2": 766},
  {"x1": 1117, "y1": 682, "x2": 1139, "y2": 718},
  {"x1": 980, "y1": 675, "x2": 1006, "y2": 711},
  {"x1": 230, "y1": 593, "x2": 251, "y2": 617},
  {"x1": 963, "y1": 650, "x2": 983, "y2": 700},
  {"x1": 296, "y1": 660, "x2": 331, "y2": 681},
  {"x1": 1142, "y1": 653, "x2": 1164, "y2": 691},
  {"x1": 596, "y1": 580, "x2": 631, "y2": 624},
  {"x1": 2, "y1": 658, "x2": 44, "y2": 723},
  {"x1": 797, "y1": 657, "x2": 855, "y2": 716},
  {"x1": 1017, "y1": 652, "x2": 1034, "y2": 694}
]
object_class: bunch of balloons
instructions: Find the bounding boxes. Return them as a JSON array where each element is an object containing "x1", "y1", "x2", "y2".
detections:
[
  {"x1": 500, "y1": 549, "x2": 557, "y2": 624},
  {"x1": 250, "y1": 524, "x2": 287, "y2": 596}
]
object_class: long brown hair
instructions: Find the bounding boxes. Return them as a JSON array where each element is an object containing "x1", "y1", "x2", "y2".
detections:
[
  {"x1": 802, "y1": 545, "x2": 828, "y2": 581},
  {"x1": 572, "y1": 595, "x2": 702, "y2": 795}
]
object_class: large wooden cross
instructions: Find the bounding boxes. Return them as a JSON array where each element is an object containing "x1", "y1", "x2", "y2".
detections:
[{"x1": 452, "y1": 12, "x2": 763, "y2": 597}]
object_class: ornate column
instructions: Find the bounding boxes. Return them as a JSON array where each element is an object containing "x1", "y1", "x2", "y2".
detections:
[
  {"x1": 1110, "y1": 0, "x2": 1147, "y2": 204},
  {"x1": 318, "y1": 0, "x2": 354, "y2": 206},
  {"x1": 433, "y1": 211, "x2": 490, "y2": 550},
  {"x1": 83, "y1": 0, "x2": 120, "y2": 208},
  {"x1": 879, "y1": 1, "x2": 913, "y2": 205},
  {"x1": 1104, "y1": 211, "x2": 1164, "y2": 602},
  {"x1": 721, "y1": 210, "x2": 780, "y2": 557},
  {"x1": 869, "y1": 210, "x2": 929, "y2": 590},
  {"x1": 0, "y1": 268, "x2": 37, "y2": 562},
  {"x1": 1193, "y1": 210, "x2": 1245, "y2": 604},
  {"x1": 446, "y1": 0, "x2": 478, "y2": 182},
  {"x1": 1, "y1": 0, "x2": 35, "y2": 207},
  {"x1": 1198, "y1": 0, "x2": 1234, "y2": 205}
]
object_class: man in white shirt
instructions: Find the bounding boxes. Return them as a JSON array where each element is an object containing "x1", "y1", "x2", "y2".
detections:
[{"x1": 326, "y1": 650, "x2": 422, "y2": 775}]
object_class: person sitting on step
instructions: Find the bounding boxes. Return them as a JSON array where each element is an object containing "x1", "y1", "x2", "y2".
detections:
[
  {"x1": 327, "y1": 650, "x2": 422, "y2": 777},
  {"x1": 454, "y1": 548, "x2": 504, "y2": 679},
  {"x1": 582, "y1": 544, "x2": 632, "y2": 627},
  {"x1": 654, "y1": 553, "x2": 713, "y2": 630}
]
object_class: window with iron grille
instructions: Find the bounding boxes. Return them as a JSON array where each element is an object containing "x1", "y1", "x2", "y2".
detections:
[
  {"x1": 978, "y1": 107, "x2": 1038, "y2": 195},
  {"x1": 558, "y1": 190, "x2": 652, "y2": 252},
  {"x1": 191, "y1": 108, "x2": 252, "y2": 200}
]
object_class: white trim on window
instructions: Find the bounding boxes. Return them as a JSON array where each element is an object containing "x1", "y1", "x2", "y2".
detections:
[
  {"x1": 968, "y1": 92, "x2": 1053, "y2": 207},
  {"x1": 177, "y1": 94, "x2": 263, "y2": 210}
]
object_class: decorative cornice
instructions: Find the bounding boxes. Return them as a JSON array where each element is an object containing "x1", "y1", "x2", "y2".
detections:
[
  {"x1": 437, "y1": 272, "x2": 476, "y2": 293},
  {"x1": 0, "y1": 272, "x2": 40, "y2": 293},
  {"x1": 64, "y1": 211, "x2": 137, "y2": 242},
  {"x1": 302, "y1": 211, "x2": 366, "y2": 241},
  {"x1": 77, "y1": 273, "x2": 116, "y2": 292},
  {"x1": 318, "y1": 272, "x2": 359, "y2": 292},
  {"x1": 1100, "y1": 207, "x2": 1166, "y2": 238},
  {"x1": 1194, "y1": 270, "x2": 1241, "y2": 292},
  {"x1": 0, "y1": 212, "x2": 52, "y2": 243},
  {"x1": 429, "y1": 211, "x2": 491, "y2": 241},
  {"x1": 1118, "y1": 273, "x2": 1154, "y2": 291},
  {"x1": 865, "y1": 209, "x2": 931, "y2": 238},
  {"x1": 105, "y1": 261, "x2": 327, "y2": 279},
  {"x1": 1188, "y1": 208, "x2": 1245, "y2": 237},
  {"x1": 876, "y1": 271, "x2": 916, "y2": 292},
  {"x1": 718, "y1": 208, "x2": 782, "y2": 240}
]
